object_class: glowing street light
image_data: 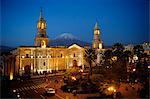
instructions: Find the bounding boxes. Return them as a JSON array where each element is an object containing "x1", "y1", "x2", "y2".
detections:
[
  {"x1": 13, "y1": 89, "x2": 16, "y2": 93},
  {"x1": 71, "y1": 76, "x2": 76, "y2": 81},
  {"x1": 107, "y1": 86, "x2": 116, "y2": 92},
  {"x1": 133, "y1": 68, "x2": 136, "y2": 71}
]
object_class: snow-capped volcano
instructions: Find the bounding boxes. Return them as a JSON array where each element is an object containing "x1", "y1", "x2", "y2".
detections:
[
  {"x1": 55, "y1": 33, "x2": 77, "y2": 40},
  {"x1": 49, "y1": 33, "x2": 90, "y2": 47}
]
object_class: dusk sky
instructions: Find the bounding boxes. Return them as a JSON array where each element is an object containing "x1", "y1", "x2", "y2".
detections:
[{"x1": 1, "y1": 0, "x2": 149, "y2": 47}]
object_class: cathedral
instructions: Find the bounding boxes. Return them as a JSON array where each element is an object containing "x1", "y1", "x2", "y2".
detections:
[{"x1": 11, "y1": 9, "x2": 103, "y2": 76}]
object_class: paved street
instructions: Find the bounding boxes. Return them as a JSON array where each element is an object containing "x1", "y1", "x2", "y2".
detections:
[
  {"x1": 117, "y1": 82, "x2": 142, "y2": 98},
  {"x1": 10, "y1": 75, "x2": 143, "y2": 99},
  {"x1": 10, "y1": 76, "x2": 100, "y2": 99}
]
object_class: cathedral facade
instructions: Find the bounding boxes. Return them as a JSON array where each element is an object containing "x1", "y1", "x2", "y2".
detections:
[{"x1": 11, "y1": 9, "x2": 103, "y2": 76}]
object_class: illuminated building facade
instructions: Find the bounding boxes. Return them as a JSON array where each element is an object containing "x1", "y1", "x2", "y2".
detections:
[
  {"x1": 10, "y1": 9, "x2": 103, "y2": 76},
  {"x1": 11, "y1": 9, "x2": 85, "y2": 75}
]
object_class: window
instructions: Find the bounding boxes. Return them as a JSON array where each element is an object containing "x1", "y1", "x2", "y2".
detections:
[
  {"x1": 61, "y1": 54, "x2": 62, "y2": 57},
  {"x1": 74, "y1": 53, "x2": 75, "y2": 57}
]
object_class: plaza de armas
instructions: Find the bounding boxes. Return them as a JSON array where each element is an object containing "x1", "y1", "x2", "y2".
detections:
[{"x1": 1, "y1": 10, "x2": 150, "y2": 99}]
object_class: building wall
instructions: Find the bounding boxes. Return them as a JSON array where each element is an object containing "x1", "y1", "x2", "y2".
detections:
[{"x1": 15, "y1": 44, "x2": 84, "y2": 75}]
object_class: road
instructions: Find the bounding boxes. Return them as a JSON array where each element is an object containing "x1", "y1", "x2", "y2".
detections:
[
  {"x1": 117, "y1": 82, "x2": 142, "y2": 98},
  {"x1": 11, "y1": 76, "x2": 62, "y2": 99},
  {"x1": 10, "y1": 76, "x2": 100, "y2": 99}
]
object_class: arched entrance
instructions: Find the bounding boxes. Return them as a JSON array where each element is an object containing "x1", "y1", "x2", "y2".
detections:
[
  {"x1": 24, "y1": 65, "x2": 31, "y2": 74},
  {"x1": 73, "y1": 60, "x2": 77, "y2": 68}
]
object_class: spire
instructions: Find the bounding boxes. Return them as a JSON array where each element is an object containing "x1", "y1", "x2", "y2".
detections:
[
  {"x1": 40, "y1": 7, "x2": 42, "y2": 18},
  {"x1": 94, "y1": 21, "x2": 100, "y2": 30}
]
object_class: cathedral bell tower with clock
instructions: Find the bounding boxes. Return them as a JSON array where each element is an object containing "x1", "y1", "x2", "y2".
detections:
[
  {"x1": 34, "y1": 8, "x2": 49, "y2": 47},
  {"x1": 92, "y1": 21, "x2": 103, "y2": 49}
]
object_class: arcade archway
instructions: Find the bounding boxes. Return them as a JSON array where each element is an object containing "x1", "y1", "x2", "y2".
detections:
[
  {"x1": 73, "y1": 60, "x2": 77, "y2": 68},
  {"x1": 24, "y1": 65, "x2": 31, "y2": 74}
]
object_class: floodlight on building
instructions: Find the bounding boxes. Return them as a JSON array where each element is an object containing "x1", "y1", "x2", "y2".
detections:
[
  {"x1": 10, "y1": 72, "x2": 13, "y2": 80},
  {"x1": 71, "y1": 55, "x2": 73, "y2": 58},
  {"x1": 50, "y1": 69, "x2": 52, "y2": 73},
  {"x1": 22, "y1": 56, "x2": 25, "y2": 58},
  {"x1": 31, "y1": 66, "x2": 33, "y2": 70},
  {"x1": 31, "y1": 55, "x2": 33, "y2": 58},
  {"x1": 22, "y1": 67, "x2": 24, "y2": 70}
]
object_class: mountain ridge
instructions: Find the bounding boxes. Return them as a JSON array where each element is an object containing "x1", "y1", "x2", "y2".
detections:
[{"x1": 49, "y1": 33, "x2": 91, "y2": 47}]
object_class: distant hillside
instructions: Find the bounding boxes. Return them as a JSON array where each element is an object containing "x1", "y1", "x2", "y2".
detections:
[
  {"x1": 0, "y1": 45, "x2": 14, "y2": 53},
  {"x1": 49, "y1": 33, "x2": 91, "y2": 47}
]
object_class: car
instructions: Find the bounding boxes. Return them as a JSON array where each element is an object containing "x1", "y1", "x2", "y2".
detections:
[{"x1": 44, "y1": 88, "x2": 55, "y2": 96}]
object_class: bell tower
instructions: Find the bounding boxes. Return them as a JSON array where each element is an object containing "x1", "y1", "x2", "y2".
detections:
[
  {"x1": 92, "y1": 21, "x2": 103, "y2": 49},
  {"x1": 34, "y1": 8, "x2": 49, "y2": 47}
]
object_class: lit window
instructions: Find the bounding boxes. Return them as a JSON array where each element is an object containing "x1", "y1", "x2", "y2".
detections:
[
  {"x1": 99, "y1": 43, "x2": 102, "y2": 49},
  {"x1": 41, "y1": 23, "x2": 45, "y2": 29}
]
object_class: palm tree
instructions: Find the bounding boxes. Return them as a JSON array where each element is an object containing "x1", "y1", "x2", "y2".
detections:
[{"x1": 84, "y1": 48, "x2": 96, "y2": 76}]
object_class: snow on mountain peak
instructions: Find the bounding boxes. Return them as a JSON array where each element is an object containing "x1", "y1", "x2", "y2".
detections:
[{"x1": 55, "y1": 33, "x2": 77, "y2": 40}]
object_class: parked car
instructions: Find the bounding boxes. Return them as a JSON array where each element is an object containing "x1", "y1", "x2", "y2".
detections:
[{"x1": 44, "y1": 88, "x2": 55, "y2": 96}]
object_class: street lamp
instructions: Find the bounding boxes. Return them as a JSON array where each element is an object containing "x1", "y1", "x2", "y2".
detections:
[
  {"x1": 71, "y1": 76, "x2": 76, "y2": 81},
  {"x1": 133, "y1": 68, "x2": 136, "y2": 72},
  {"x1": 107, "y1": 86, "x2": 116, "y2": 92},
  {"x1": 13, "y1": 89, "x2": 16, "y2": 93}
]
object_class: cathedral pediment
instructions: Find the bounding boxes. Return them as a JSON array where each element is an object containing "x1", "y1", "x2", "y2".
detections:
[{"x1": 68, "y1": 44, "x2": 83, "y2": 50}]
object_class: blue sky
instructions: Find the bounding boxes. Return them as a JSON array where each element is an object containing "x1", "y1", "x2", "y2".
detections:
[{"x1": 1, "y1": 0, "x2": 149, "y2": 47}]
